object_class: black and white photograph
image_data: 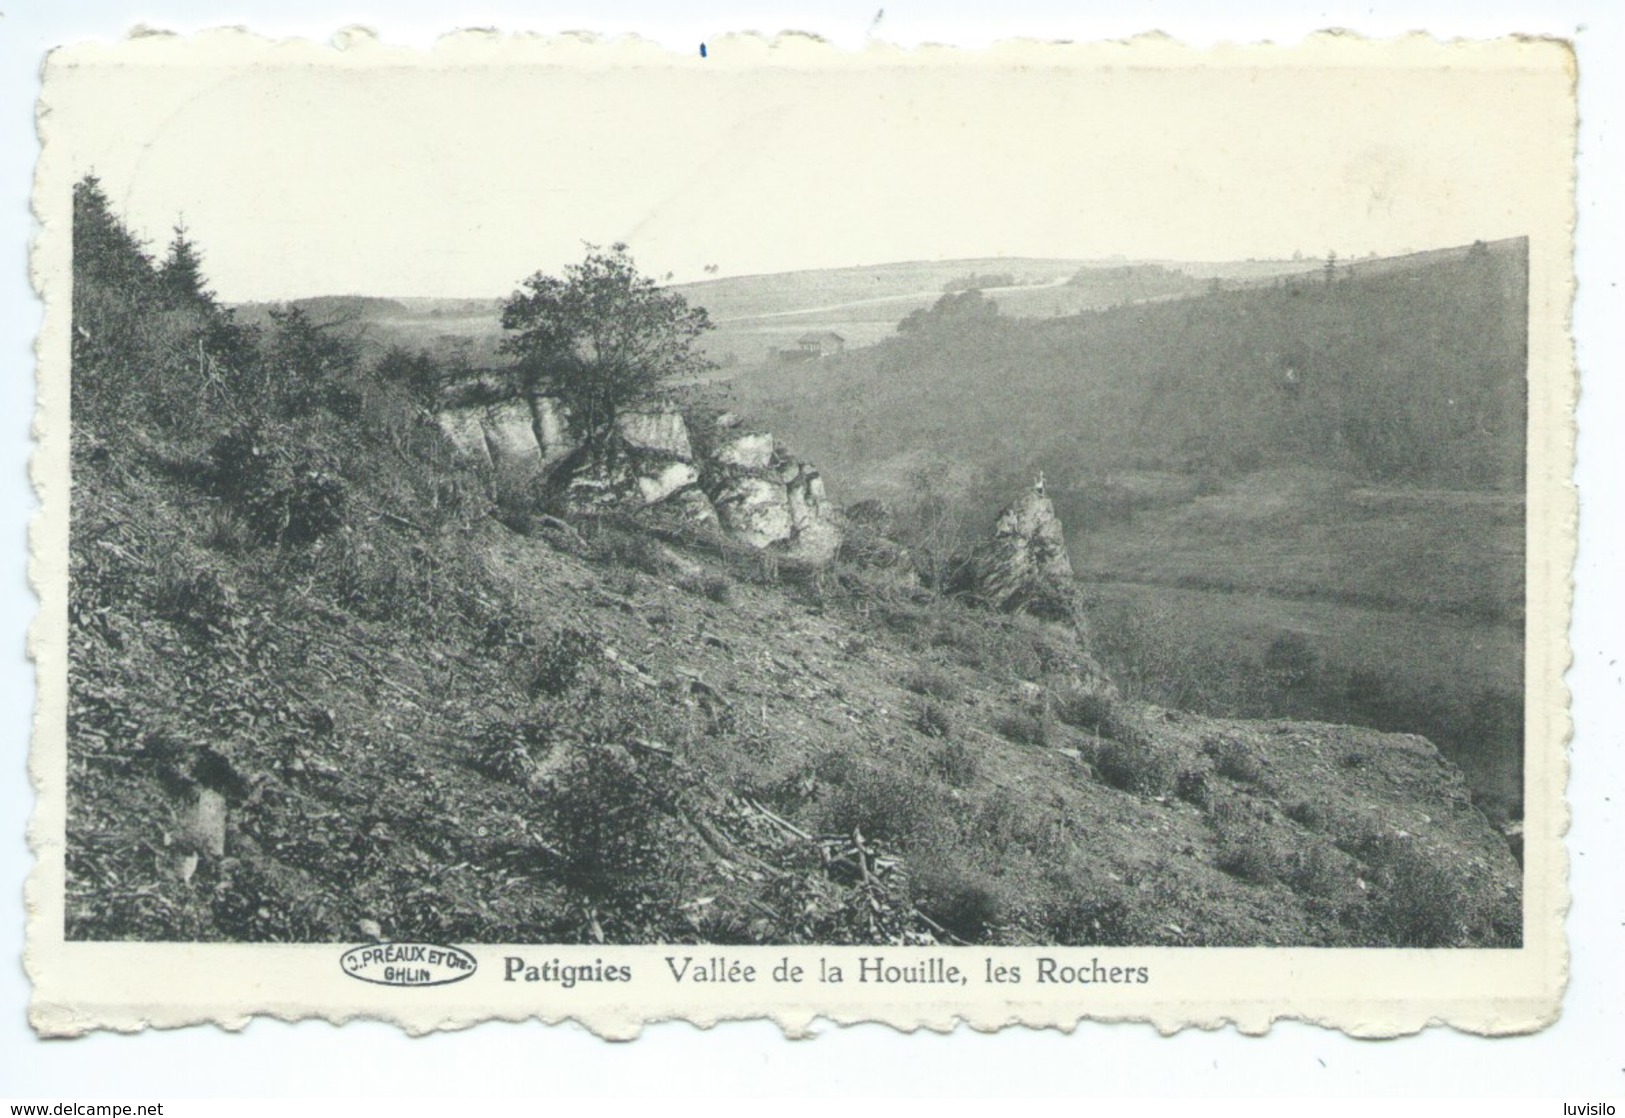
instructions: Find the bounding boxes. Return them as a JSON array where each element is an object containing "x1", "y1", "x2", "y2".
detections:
[
  {"x1": 53, "y1": 37, "x2": 1547, "y2": 955},
  {"x1": 9, "y1": 0, "x2": 1625, "y2": 1102}
]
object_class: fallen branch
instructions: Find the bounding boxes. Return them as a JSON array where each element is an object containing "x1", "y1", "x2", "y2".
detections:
[{"x1": 744, "y1": 797, "x2": 812, "y2": 841}]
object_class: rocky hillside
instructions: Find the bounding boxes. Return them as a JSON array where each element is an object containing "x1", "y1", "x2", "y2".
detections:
[
  {"x1": 63, "y1": 179, "x2": 1521, "y2": 947},
  {"x1": 67, "y1": 415, "x2": 1520, "y2": 947}
]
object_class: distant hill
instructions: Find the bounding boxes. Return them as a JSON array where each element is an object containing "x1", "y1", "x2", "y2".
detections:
[
  {"x1": 724, "y1": 238, "x2": 1528, "y2": 506},
  {"x1": 669, "y1": 256, "x2": 1320, "y2": 366},
  {"x1": 252, "y1": 255, "x2": 1325, "y2": 372}
]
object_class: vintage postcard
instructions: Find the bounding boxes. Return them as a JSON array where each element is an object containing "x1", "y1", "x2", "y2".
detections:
[{"x1": 27, "y1": 30, "x2": 1574, "y2": 1037}]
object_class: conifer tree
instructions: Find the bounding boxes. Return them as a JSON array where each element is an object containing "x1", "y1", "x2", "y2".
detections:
[{"x1": 157, "y1": 222, "x2": 213, "y2": 309}]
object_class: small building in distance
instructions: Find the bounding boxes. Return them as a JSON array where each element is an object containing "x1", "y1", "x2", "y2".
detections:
[{"x1": 791, "y1": 330, "x2": 845, "y2": 359}]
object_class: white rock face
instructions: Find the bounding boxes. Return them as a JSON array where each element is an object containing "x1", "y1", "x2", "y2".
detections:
[
  {"x1": 636, "y1": 461, "x2": 701, "y2": 505},
  {"x1": 787, "y1": 519, "x2": 842, "y2": 563},
  {"x1": 664, "y1": 486, "x2": 720, "y2": 526},
  {"x1": 437, "y1": 408, "x2": 492, "y2": 467},
  {"x1": 714, "y1": 476, "x2": 794, "y2": 548},
  {"x1": 786, "y1": 472, "x2": 828, "y2": 529},
  {"x1": 616, "y1": 410, "x2": 694, "y2": 460},
  {"x1": 532, "y1": 396, "x2": 572, "y2": 465},
  {"x1": 482, "y1": 399, "x2": 543, "y2": 468},
  {"x1": 713, "y1": 432, "x2": 775, "y2": 470}
]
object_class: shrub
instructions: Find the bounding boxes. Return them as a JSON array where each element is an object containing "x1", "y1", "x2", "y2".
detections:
[
  {"x1": 929, "y1": 737, "x2": 978, "y2": 786},
  {"x1": 375, "y1": 345, "x2": 448, "y2": 409},
  {"x1": 202, "y1": 504, "x2": 255, "y2": 555},
  {"x1": 992, "y1": 709, "x2": 1048, "y2": 747},
  {"x1": 1047, "y1": 881, "x2": 1142, "y2": 946},
  {"x1": 589, "y1": 527, "x2": 672, "y2": 576},
  {"x1": 1215, "y1": 825, "x2": 1285, "y2": 884},
  {"x1": 1206, "y1": 735, "x2": 1268, "y2": 785},
  {"x1": 207, "y1": 424, "x2": 348, "y2": 545},
  {"x1": 542, "y1": 743, "x2": 683, "y2": 915},
  {"x1": 904, "y1": 666, "x2": 963, "y2": 702},
  {"x1": 1263, "y1": 632, "x2": 1319, "y2": 689},
  {"x1": 914, "y1": 700, "x2": 954, "y2": 740},
  {"x1": 527, "y1": 627, "x2": 600, "y2": 698},
  {"x1": 1287, "y1": 841, "x2": 1350, "y2": 899},
  {"x1": 472, "y1": 731, "x2": 541, "y2": 786},
  {"x1": 1053, "y1": 684, "x2": 1118, "y2": 731},
  {"x1": 697, "y1": 574, "x2": 734, "y2": 605},
  {"x1": 488, "y1": 459, "x2": 549, "y2": 533},
  {"x1": 263, "y1": 306, "x2": 365, "y2": 420},
  {"x1": 970, "y1": 787, "x2": 1055, "y2": 857},
  {"x1": 910, "y1": 857, "x2": 1005, "y2": 942},
  {"x1": 149, "y1": 560, "x2": 237, "y2": 640},
  {"x1": 881, "y1": 604, "x2": 929, "y2": 640},
  {"x1": 1354, "y1": 836, "x2": 1469, "y2": 946},
  {"x1": 1175, "y1": 768, "x2": 1213, "y2": 808},
  {"x1": 812, "y1": 754, "x2": 952, "y2": 849},
  {"x1": 1284, "y1": 799, "x2": 1330, "y2": 831},
  {"x1": 1095, "y1": 700, "x2": 1149, "y2": 747},
  {"x1": 1094, "y1": 731, "x2": 1180, "y2": 797},
  {"x1": 1081, "y1": 591, "x2": 1278, "y2": 716}
]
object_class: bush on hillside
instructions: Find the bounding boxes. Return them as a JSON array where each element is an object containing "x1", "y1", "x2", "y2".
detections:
[
  {"x1": 1094, "y1": 730, "x2": 1180, "y2": 797},
  {"x1": 928, "y1": 736, "x2": 978, "y2": 786},
  {"x1": 1053, "y1": 683, "x2": 1119, "y2": 732},
  {"x1": 207, "y1": 424, "x2": 348, "y2": 545},
  {"x1": 992, "y1": 709, "x2": 1048, "y2": 747},
  {"x1": 903, "y1": 666, "x2": 963, "y2": 702},
  {"x1": 527, "y1": 627, "x2": 600, "y2": 698},
  {"x1": 914, "y1": 699, "x2": 954, "y2": 740},
  {"x1": 811, "y1": 750, "x2": 954, "y2": 849},
  {"x1": 542, "y1": 743, "x2": 685, "y2": 928},
  {"x1": 1205, "y1": 734, "x2": 1269, "y2": 786},
  {"x1": 1353, "y1": 833, "x2": 1519, "y2": 948},
  {"x1": 910, "y1": 855, "x2": 1005, "y2": 942}
]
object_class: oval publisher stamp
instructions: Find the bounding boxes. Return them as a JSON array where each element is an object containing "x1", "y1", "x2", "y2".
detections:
[{"x1": 340, "y1": 943, "x2": 478, "y2": 989}]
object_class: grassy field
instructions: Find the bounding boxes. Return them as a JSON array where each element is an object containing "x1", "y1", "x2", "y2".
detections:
[
  {"x1": 1068, "y1": 468, "x2": 1524, "y2": 817},
  {"x1": 1064, "y1": 467, "x2": 1524, "y2": 621}
]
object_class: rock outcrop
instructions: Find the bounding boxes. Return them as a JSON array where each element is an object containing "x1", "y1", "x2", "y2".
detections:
[
  {"x1": 976, "y1": 474, "x2": 1076, "y2": 617},
  {"x1": 435, "y1": 395, "x2": 571, "y2": 472},
  {"x1": 436, "y1": 408, "x2": 491, "y2": 467},
  {"x1": 436, "y1": 392, "x2": 839, "y2": 556},
  {"x1": 705, "y1": 431, "x2": 842, "y2": 562},
  {"x1": 482, "y1": 399, "x2": 546, "y2": 469},
  {"x1": 616, "y1": 409, "x2": 693, "y2": 460},
  {"x1": 712, "y1": 476, "x2": 792, "y2": 547}
]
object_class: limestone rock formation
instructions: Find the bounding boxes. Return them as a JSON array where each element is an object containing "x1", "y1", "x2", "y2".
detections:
[
  {"x1": 703, "y1": 434, "x2": 843, "y2": 562},
  {"x1": 616, "y1": 409, "x2": 693, "y2": 460},
  {"x1": 482, "y1": 398, "x2": 544, "y2": 469},
  {"x1": 636, "y1": 460, "x2": 702, "y2": 506},
  {"x1": 436, "y1": 396, "x2": 569, "y2": 472},
  {"x1": 433, "y1": 392, "x2": 838, "y2": 556},
  {"x1": 712, "y1": 476, "x2": 793, "y2": 548},
  {"x1": 531, "y1": 396, "x2": 571, "y2": 465},
  {"x1": 547, "y1": 406, "x2": 708, "y2": 517},
  {"x1": 713, "y1": 431, "x2": 775, "y2": 470},
  {"x1": 661, "y1": 485, "x2": 721, "y2": 526},
  {"x1": 977, "y1": 475, "x2": 1076, "y2": 617}
]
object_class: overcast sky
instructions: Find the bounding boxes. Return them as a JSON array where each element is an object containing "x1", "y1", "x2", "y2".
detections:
[{"x1": 42, "y1": 33, "x2": 1573, "y2": 301}]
